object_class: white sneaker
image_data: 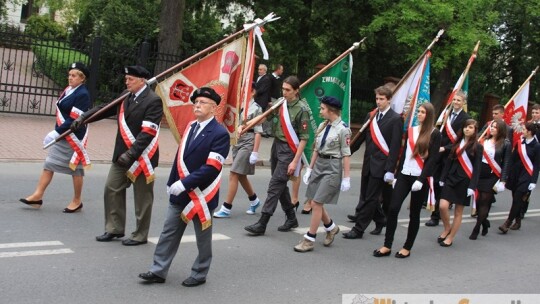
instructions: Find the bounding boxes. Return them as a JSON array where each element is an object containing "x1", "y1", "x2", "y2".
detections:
[
  {"x1": 213, "y1": 206, "x2": 231, "y2": 218},
  {"x1": 246, "y1": 198, "x2": 260, "y2": 215}
]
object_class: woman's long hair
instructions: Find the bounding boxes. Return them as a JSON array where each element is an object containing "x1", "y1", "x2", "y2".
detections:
[
  {"x1": 486, "y1": 119, "x2": 507, "y2": 150},
  {"x1": 413, "y1": 103, "x2": 435, "y2": 158},
  {"x1": 450, "y1": 119, "x2": 478, "y2": 158}
]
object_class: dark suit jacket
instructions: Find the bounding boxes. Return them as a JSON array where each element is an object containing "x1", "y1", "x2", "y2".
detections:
[
  {"x1": 491, "y1": 139, "x2": 512, "y2": 183},
  {"x1": 167, "y1": 118, "x2": 230, "y2": 211},
  {"x1": 351, "y1": 109, "x2": 403, "y2": 178},
  {"x1": 56, "y1": 85, "x2": 91, "y2": 140},
  {"x1": 396, "y1": 128, "x2": 441, "y2": 184},
  {"x1": 506, "y1": 138, "x2": 540, "y2": 192},
  {"x1": 270, "y1": 73, "x2": 282, "y2": 99},
  {"x1": 441, "y1": 142, "x2": 483, "y2": 190},
  {"x1": 441, "y1": 110, "x2": 470, "y2": 150},
  {"x1": 254, "y1": 74, "x2": 272, "y2": 109},
  {"x1": 85, "y1": 86, "x2": 163, "y2": 167}
]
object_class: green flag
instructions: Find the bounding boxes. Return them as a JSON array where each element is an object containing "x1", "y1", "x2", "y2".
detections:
[{"x1": 300, "y1": 54, "x2": 352, "y2": 161}]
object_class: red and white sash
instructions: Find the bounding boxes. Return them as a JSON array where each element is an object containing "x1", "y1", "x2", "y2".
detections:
[
  {"x1": 118, "y1": 101, "x2": 159, "y2": 183},
  {"x1": 177, "y1": 120, "x2": 224, "y2": 230},
  {"x1": 517, "y1": 137, "x2": 534, "y2": 176},
  {"x1": 481, "y1": 139, "x2": 502, "y2": 178},
  {"x1": 456, "y1": 139, "x2": 478, "y2": 208},
  {"x1": 55, "y1": 95, "x2": 91, "y2": 170},
  {"x1": 369, "y1": 109, "x2": 389, "y2": 156},
  {"x1": 444, "y1": 111, "x2": 458, "y2": 144},
  {"x1": 279, "y1": 103, "x2": 302, "y2": 176},
  {"x1": 407, "y1": 126, "x2": 435, "y2": 210}
]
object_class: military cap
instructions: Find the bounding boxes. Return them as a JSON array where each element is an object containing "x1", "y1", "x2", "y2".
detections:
[
  {"x1": 190, "y1": 87, "x2": 221, "y2": 105},
  {"x1": 321, "y1": 96, "x2": 342, "y2": 110},
  {"x1": 124, "y1": 65, "x2": 151, "y2": 79},
  {"x1": 69, "y1": 62, "x2": 90, "y2": 79}
]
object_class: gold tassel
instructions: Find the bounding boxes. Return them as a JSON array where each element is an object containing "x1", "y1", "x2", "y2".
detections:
[
  {"x1": 126, "y1": 171, "x2": 137, "y2": 183},
  {"x1": 180, "y1": 213, "x2": 190, "y2": 224},
  {"x1": 145, "y1": 174, "x2": 155, "y2": 184},
  {"x1": 201, "y1": 218, "x2": 212, "y2": 230}
]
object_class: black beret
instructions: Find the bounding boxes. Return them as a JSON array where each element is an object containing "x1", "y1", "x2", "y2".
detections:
[
  {"x1": 124, "y1": 65, "x2": 151, "y2": 79},
  {"x1": 190, "y1": 87, "x2": 221, "y2": 105},
  {"x1": 69, "y1": 62, "x2": 89, "y2": 79},
  {"x1": 321, "y1": 96, "x2": 342, "y2": 109}
]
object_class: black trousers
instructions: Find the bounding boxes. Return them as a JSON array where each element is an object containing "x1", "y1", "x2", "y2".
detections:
[
  {"x1": 507, "y1": 190, "x2": 529, "y2": 223},
  {"x1": 383, "y1": 174, "x2": 429, "y2": 250},
  {"x1": 353, "y1": 183, "x2": 391, "y2": 226},
  {"x1": 353, "y1": 174, "x2": 386, "y2": 232}
]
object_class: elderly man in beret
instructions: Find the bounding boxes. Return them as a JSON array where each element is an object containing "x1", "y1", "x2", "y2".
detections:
[
  {"x1": 71, "y1": 65, "x2": 163, "y2": 246},
  {"x1": 139, "y1": 87, "x2": 229, "y2": 287}
]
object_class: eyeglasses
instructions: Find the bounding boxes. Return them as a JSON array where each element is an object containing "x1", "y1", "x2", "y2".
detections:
[{"x1": 192, "y1": 100, "x2": 215, "y2": 106}]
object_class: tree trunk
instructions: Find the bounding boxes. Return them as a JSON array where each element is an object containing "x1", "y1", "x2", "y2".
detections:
[
  {"x1": 155, "y1": 0, "x2": 186, "y2": 74},
  {"x1": 432, "y1": 67, "x2": 453, "y2": 115}
]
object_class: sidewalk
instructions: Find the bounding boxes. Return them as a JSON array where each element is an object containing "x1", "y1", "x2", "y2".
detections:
[{"x1": 0, "y1": 113, "x2": 363, "y2": 168}]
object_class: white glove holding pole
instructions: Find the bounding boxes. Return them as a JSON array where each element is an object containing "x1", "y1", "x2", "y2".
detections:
[
  {"x1": 303, "y1": 168, "x2": 312, "y2": 185},
  {"x1": 249, "y1": 152, "x2": 258, "y2": 165},
  {"x1": 411, "y1": 180, "x2": 423, "y2": 192},
  {"x1": 467, "y1": 188, "x2": 475, "y2": 197},
  {"x1": 528, "y1": 183, "x2": 536, "y2": 191},
  {"x1": 383, "y1": 172, "x2": 394, "y2": 183},
  {"x1": 439, "y1": 181, "x2": 445, "y2": 187},
  {"x1": 392, "y1": 179, "x2": 397, "y2": 189},
  {"x1": 43, "y1": 130, "x2": 60, "y2": 146},
  {"x1": 493, "y1": 181, "x2": 506, "y2": 193},
  {"x1": 168, "y1": 180, "x2": 186, "y2": 196},
  {"x1": 340, "y1": 177, "x2": 351, "y2": 192}
]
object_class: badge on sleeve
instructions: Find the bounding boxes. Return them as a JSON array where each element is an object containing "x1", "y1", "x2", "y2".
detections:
[
  {"x1": 346, "y1": 135, "x2": 351, "y2": 146},
  {"x1": 302, "y1": 121, "x2": 308, "y2": 131}
]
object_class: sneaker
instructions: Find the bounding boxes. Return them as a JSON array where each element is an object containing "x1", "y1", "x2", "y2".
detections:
[
  {"x1": 246, "y1": 198, "x2": 261, "y2": 215},
  {"x1": 293, "y1": 239, "x2": 314, "y2": 252},
  {"x1": 213, "y1": 207, "x2": 231, "y2": 218},
  {"x1": 323, "y1": 225, "x2": 340, "y2": 247}
]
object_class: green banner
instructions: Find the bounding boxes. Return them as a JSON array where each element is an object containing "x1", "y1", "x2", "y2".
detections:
[{"x1": 300, "y1": 54, "x2": 352, "y2": 161}]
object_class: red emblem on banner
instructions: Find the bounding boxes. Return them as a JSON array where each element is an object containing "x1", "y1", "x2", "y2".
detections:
[
  {"x1": 222, "y1": 51, "x2": 239, "y2": 75},
  {"x1": 169, "y1": 80, "x2": 194, "y2": 103}
]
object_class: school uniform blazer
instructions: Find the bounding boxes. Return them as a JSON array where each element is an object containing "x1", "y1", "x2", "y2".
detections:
[
  {"x1": 440, "y1": 142, "x2": 483, "y2": 190},
  {"x1": 479, "y1": 121, "x2": 514, "y2": 143},
  {"x1": 84, "y1": 87, "x2": 163, "y2": 167},
  {"x1": 55, "y1": 85, "x2": 91, "y2": 140},
  {"x1": 396, "y1": 128, "x2": 441, "y2": 184},
  {"x1": 490, "y1": 139, "x2": 512, "y2": 183},
  {"x1": 506, "y1": 139, "x2": 540, "y2": 192},
  {"x1": 167, "y1": 118, "x2": 230, "y2": 211},
  {"x1": 441, "y1": 110, "x2": 470, "y2": 150},
  {"x1": 351, "y1": 109, "x2": 403, "y2": 178}
]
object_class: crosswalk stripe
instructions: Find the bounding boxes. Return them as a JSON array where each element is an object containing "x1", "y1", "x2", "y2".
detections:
[
  {"x1": 0, "y1": 249, "x2": 74, "y2": 258},
  {"x1": 0, "y1": 241, "x2": 64, "y2": 249},
  {"x1": 147, "y1": 233, "x2": 231, "y2": 245}
]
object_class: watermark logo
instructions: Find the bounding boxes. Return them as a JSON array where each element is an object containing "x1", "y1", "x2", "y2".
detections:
[{"x1": 343, "y1": 294, "x2": 537, "y2": 304}]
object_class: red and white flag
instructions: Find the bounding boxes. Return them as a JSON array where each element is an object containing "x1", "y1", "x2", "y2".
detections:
[{"x1": 504, "y1": 81, "x2": 530, "y2": 147}]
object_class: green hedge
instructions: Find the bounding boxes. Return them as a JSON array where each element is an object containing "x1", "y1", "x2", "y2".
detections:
[
  {"x1": 31, "y1": 40, "x2": 89, "y2": 87},
  {"x1": 25, "y1": 15, "x2": 67, "y2": 39}
]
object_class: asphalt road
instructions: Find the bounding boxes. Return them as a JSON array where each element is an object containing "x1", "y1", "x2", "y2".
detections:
[{"x1": 1, "y1": 162, "x2": 540, "y2": 304}]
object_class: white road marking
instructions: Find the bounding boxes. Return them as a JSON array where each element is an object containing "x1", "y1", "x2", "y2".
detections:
[
  {"x1": 0, "y1": 241, "x2": 64, "y2": 249},
  {"x1": 147, "y1": 233, "x2": 231, "y2": 244},
  {"x1": 0, "y1": 249, "x2": 74, "y2": 258},
  {"x1": 292, "y1": 225, "x2": 352, "y2": 234}
]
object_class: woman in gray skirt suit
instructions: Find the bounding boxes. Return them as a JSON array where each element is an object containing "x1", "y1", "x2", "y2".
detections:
[
  {"x1": 20, "y1": 62, "x2": 91, "y2": 213},
  {"x1": 294, "y1": 96, "x2": 351, "y2": 252}
]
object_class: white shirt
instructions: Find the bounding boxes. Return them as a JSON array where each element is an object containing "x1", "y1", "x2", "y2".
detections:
[
  {"x1": 482, "y1": 139, "x2": 495, "y2": 164},
  {"x1": 194, "y1": 116, "x2": 214, "y2": 138}
]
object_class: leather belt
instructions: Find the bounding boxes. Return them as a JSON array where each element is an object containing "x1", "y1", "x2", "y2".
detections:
[{"x1": 319, "y1": 154, "x2": 341, "y2": 159}]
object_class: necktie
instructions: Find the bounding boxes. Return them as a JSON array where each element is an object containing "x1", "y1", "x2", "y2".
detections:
[
  {"x1": 319, "y1": 124, "x2": 331, "y2": 149},
  {"x1": 377, "y1": 112, "x2": 383, "y2": 122},
  {"x1": 451, "y1": 112, "x2": 457, "y2": 123},
  {"x1": 188, "y1": 123, "x2": 200, "y2": 147}
]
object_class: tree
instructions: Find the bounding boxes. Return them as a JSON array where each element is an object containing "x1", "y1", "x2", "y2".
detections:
[{"x1": 155, "y1": 0, "x2": 186, "y2": 74}]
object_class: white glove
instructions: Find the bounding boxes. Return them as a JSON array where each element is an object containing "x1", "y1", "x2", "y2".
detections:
[
  {"x1": 493, "y1": 181, "x2": 506, "y2": 193},
  {"x1": 303, "y1": 168, "x2": 312, "y2": 185},
  {"x1": 168, "y1": 180, "x2": 185, "y2": 196},
  {"x1": 467, "y1": 188, "x2": 475, "y2": 197},
  {"x1": 166, "y1": 186, "x2": 170, "y2": 195},
  {"x1": 439, "y1": 181, "x2": 445, "y2": 187},
  {"x1": 43, "y1": 130, "x2": 60, "y2": 145},
  {"x1": 392, "y1": 179, "x2": 397, "y2": 189},
  {"x1": 340, "y1": 177, "x2": 351, "y2": 192},
  {"x1": 383, "y1": 172, "x2": 394, "y2": 183},
  {"x1": 249, "y1": 152, "x2": 258, "y2": 165},
  {"x1": 528, "y1": 183, "x2": 536, "y2": 191},
  {"x1": 411, "y1": 180, "x2": 423, "y2": 192}
]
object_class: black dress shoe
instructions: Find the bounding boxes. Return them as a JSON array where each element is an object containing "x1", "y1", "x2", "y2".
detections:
[
  {"x1": 62, "y1": 203, "x2": 83, "y2": 213},
  {"x1": 370, "y1": 225, "x2": 384, "y2": 235},
  {"x1": 425, "y1": 219, "x2": 439, "y2": 227},
  {"x1": 182, "y1": 277, "x2": 206, "y2": 287},
  {"x1": 347, "y1": 214, "x2": 358, "y2": 222},
  {"x1": 96, "y1": 232, "x2": 125, "y2": 242},
  {"x1": 122, "y1": 239, "x2": 147, "y2": 246},
  {"x1": 342, "y1": 229, "x2": 363, "y2": 239},
  {"x1": 439, "y1": 241, "x2": 453, "y2": 247},
  {"x1": 373, "y1": 248, "x2": 391, "y2": 257},
  {"x1": 19, "y1": 198, "x2": 43, "y2": 208},
  {"x1": 139, "y1": 271, "x2": 165, "y2": 283},
  {"x1": 395, "y1": 251, "x2": 411, "y2": 258}
]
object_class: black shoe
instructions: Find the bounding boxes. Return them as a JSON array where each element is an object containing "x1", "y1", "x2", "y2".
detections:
[
  {"x1": 182, "y1": 277, "x2": 206, "y2": 287},
  {"x1": 245, "y1": 213, "x2": 271, "y2": 236},
  {"x1": 19, "y1": 198, "x2": 43, "y2": 208},
  {"x1": 373, "y1": 248, "x2": 391, "y2": 257},
  {"x1": 395, "y1": 251, "x2": 411, "y2": 259},
  {"x1": 481, "y1": 219, "x2": 490, "y2": 236},
  {"x1": 293, "y1": 201, "x2": 299, "y2": 212},
  {"x1": 122, "y1": 239, "x2": 147, "y2": 246},
  {"x1": 347, "y1": 214, "x2": 358, "y2": 222},
  {"x1": 439, "y1": 241, "x2": 453, "y2": 247},
  {"x1": 469, "y1": 231, "x2": 479, "y2": 240},
  {"x1": 425, "y1": 219, "x2": 439, "y2": 227},
  {"x1": 437, "y1": 231, "x2": 450, "y2": 243},
  {"x1": 342, "y1": 229, "x2": 363, "y2": 239},
  {"x1": 62, "y1": 203, "x2": 83, "y2": 213},
  {"x1": 139, "y1": 271, "x2": 165, "y2": 283},
  {"x1": 370, "y1": 225, "x2": 384, "y2": 235},
  {"x1": 96, "y1": 232, "x2": 125, "y2": 242},
  {"x1": 301, "y1": 209, "x2": 312, "y2": 214}
]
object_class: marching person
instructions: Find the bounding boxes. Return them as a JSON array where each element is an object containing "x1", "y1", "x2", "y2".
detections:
[
  {"x1": 244, "y1": 76, "x2": 311, "y2": 236},
  {"x1": 499, "y1": 122, "x2": 540, "y2": 233},
  {"x1": 213, "y1": 84, "x2": 263, "y2": 218},
  {"x1": 20, "y1": 62, "x2": 91, "y2": 212},
  {"x1": 438, "y1": 119, "x2": 482, "y2": 247},
  {"x1": 373, "y1": 103, "x2": 440, "y2": 258},
  {"x1": 519, "y1": 104, "x2": 540, "y2": 219},
  {"x1": 294, "y1": 96, "x2": 351, "y2": 252},
  {"x1": 479, "y1": 104, "x2": 514, "y2": 142},
  {"x1": 342, "y1": 85, "x2": 403, "y2": 240},
  {"x1": 425, "y1": 91, "x2": 471, "y2": 227},
  {"x1": 469, "y1": 119, "x2": 511, "y2": 239},
  {"x1": 71, "y1": 65, "x2": 163, "y2": 246},
  {"x1": 139, "y1": 87, "x2": 229, "y2": 287}
]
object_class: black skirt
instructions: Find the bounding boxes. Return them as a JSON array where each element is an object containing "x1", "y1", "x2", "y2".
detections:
[{"x1": 440, "y1": 173, "x2": 471, "y2": 206}]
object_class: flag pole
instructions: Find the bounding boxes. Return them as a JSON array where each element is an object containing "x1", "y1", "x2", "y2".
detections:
[
  {"x1": 44, "y1": 13, "x2": 280, "y2": 149},
  {"x1": 478, "y1": 65, "x2": 539, "y2": 140},
  {"x1": 240, "y1": 38, "x2": 365, "y2": 135},
  {"x1": 437, "y1": 41, "x2": 481, "y2": 129},
  {"x1": 350, "y1": 29, "x2": 444, "y2": 145}
]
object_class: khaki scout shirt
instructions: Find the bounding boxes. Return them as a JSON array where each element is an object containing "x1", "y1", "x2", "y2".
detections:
[
  {"x1": 270, "y1": 99, "x2": 311, "y2": 142},
  {"x1": 240, "y1": 99, "x2": 263, "y2": 133},
  {"x1": 314, "y1": 117, "x2": 351, "y2": 158}
]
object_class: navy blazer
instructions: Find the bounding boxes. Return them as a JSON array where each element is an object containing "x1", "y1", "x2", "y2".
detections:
[
  {"x1": 441, "y1": 141, "x2": 483, "y2": 190},
  {"x1": 506, "y1": 138, "x2": 540, "y2": 192},
  {"x1": 167, "y1": 118, "x2": 230, "y2": 211},
  {"x1": 55, "y1": 85, "x2": 91, "y2": 140}
]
